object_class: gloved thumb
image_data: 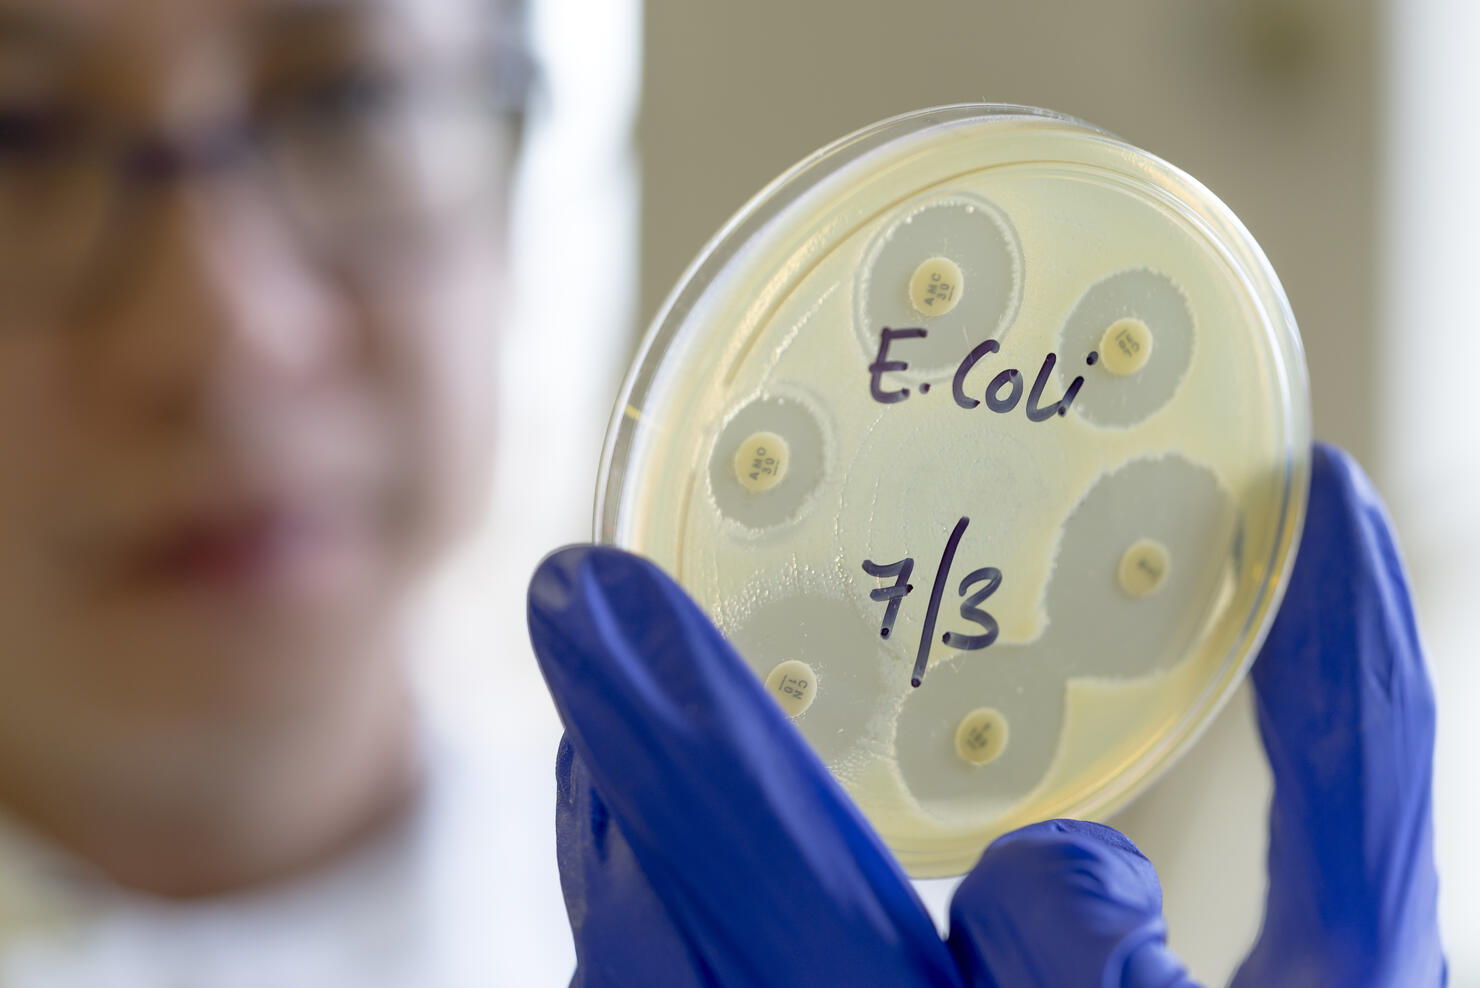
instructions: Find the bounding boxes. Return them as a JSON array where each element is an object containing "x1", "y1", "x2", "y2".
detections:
[
  {"x1": 1232, "y1": 444, "x2": 1444, "y2": 986},
  {"x1": 947, "y1": 819, "x2": 1201, "y2": 988},
  {"x1": 529, "y1": 544, "x2": 961, "y2": 987}
]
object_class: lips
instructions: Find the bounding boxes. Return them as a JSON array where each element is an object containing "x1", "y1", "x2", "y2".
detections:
[{"x1": 114, "y1": 498, "x2": 361, "y2": 598}]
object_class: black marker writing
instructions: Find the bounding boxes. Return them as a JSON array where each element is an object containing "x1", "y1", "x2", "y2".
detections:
[
  {"x1": 861, "y1": 518, "x2": 1003, "y2": 688},
  {"x1": 870, "y1": 327, "x2": 1088, "y2": 419},
  {"x1": 912, "y1": 516, "x2": 969, "y2": 687},
  {"x1": 861, "y1": 556, "x2": 914, "y2": 640},
  {"x1": 942, "y1": 567, "x2": 1001, "y2": 650},
  {"x1": 867, "y1": 327, "x2": 926, "y2": 404}
]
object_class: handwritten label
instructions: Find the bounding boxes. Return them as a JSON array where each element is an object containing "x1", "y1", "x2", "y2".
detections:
[
  {"x1": 867, "y1": 327, "x2": 1093, "y2": 420},
  {"x1": 863, "y1": 516, "x2": 1001, "y2": 688}
]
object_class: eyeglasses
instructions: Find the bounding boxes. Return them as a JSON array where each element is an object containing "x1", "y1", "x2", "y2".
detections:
[{"x1": 0, "y1": 64, "x2": 518, "y2": 319}]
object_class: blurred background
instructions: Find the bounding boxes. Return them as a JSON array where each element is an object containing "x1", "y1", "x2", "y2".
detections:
[{"x1": 427, "y1": 0, "x2": 1478, "y2": 982}]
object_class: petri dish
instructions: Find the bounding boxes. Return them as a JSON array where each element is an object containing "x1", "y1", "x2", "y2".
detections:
[{"x1": 595, "y1": 104, "x2": 1310, "y2": 878}]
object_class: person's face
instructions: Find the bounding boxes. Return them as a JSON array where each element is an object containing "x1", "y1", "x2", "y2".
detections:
[{"x1": 0, "y1": 0, "x2": 515, "y2": 742}]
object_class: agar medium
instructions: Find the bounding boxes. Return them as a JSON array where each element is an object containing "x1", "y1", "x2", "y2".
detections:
[{"x1": 595, "y1": 104, "x2": 1310, "y2": 878}]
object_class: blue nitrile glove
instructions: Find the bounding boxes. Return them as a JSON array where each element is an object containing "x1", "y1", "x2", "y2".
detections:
[
  {"x1": 531, "y1": 543, "x2": 961, "y2": 987},
  {"x1": 1228, "y1": 443, "x2": 1445, "y2": 986},
  {"x1": 529, "y1": 442, "x2": 1443, "y2": 987},
  {"x1": 948, "y1": 444, "x2": 1446, "y2": 987}
]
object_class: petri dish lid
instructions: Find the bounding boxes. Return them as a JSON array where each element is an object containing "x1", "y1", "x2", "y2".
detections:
[{"x1": 596, "y1": 104, "x2": 1310, "y2": 878}]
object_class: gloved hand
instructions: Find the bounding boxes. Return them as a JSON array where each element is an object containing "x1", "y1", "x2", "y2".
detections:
[
  {"x1": 528, "y1": 443, "x2": 1444, "y2": 987},
  {"x1": 1228, "y1": 444, "x2": 1445, "y2": 987}
]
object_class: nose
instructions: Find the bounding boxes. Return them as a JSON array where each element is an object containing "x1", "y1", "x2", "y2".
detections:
[{"x1": 87, "y1": 174, "x2": 354, "y2": 433}]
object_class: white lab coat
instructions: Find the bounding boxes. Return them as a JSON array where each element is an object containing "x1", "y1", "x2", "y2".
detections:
[{"x1": 0, "y1": 726, "x2": 576, "y2": 987}]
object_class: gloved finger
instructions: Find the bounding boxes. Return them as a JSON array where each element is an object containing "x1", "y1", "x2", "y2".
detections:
[
  {"x1": 947, "y1": 819, "x2": 1200, "y2": 988},
  {"x1": 555, "y1": 738, "x2": 711, "y2": 988},
  {"x1": 530, "y1": 545, "x2": 960, "y2": 987},
  {"x1": 1232, "y1": 443, "x2": 1445, "y2": 987}
]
